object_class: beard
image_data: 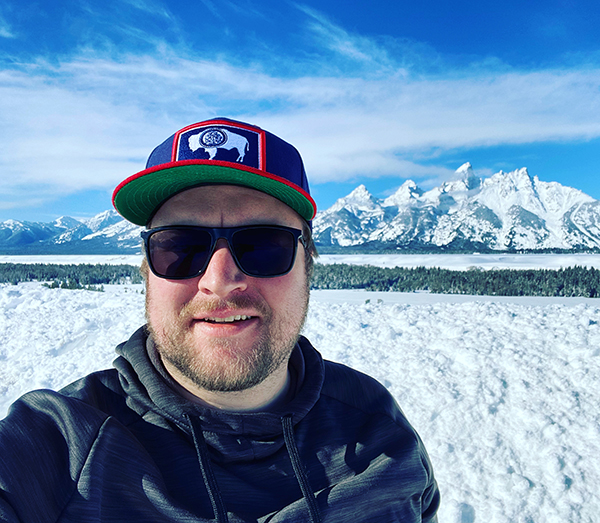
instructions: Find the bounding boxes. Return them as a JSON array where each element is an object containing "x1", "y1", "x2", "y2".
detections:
[{"x1": 145, "y1": 289, "x2": 309, "y2": 393}]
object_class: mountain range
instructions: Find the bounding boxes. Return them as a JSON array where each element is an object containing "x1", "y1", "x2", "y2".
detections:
[
  {"x1": 1, "y1": 163, "x2": 600, "y2": 254},
  {"x1": 0, "y1": 210, "x2": 141, "y2": 254},
  {"x1": 313, "y1": 164, "x2": 600, "y2": 252}
]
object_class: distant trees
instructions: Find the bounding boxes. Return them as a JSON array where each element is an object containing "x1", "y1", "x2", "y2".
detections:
[
  {"x1": 1, "y1": 262, "x2": 599, "y2": 298},
  {"x1": 0, "y1": 263, "x2": 143, "y2": 288},
  {"x1": 41, "y1": 280, "x2": 105, "y2": 292},
  {"x1": 311, "y1": 264, "x2": 600, "y2": 298}
]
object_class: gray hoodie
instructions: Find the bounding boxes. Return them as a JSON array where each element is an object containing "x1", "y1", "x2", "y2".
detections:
[{"x1": 0, "y1": 327, "x2": 439, "y2": 522}]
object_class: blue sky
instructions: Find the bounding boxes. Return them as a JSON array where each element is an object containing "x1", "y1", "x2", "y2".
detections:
[{"x1": 1, "y1": 0, "x2": 599, "y2": 222}]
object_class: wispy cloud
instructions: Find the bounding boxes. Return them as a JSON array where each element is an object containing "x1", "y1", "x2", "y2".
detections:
[
  {"x1": 1, "y1": 4, "x2": 599, "y2": 214},
  {"x1": 196, "y1": 0, "x2": 224, "y2": 19},
  {"x1": 295, "y1": 4, "x2": 395, "y2": 71},
  {"x1": 3, "y1": 55, "x2": 599, "y2": 175},
  {"x1": 120, "y1": 0, "x2": 176, "y2": 21},
  {"x1": 0, "y1": 24, "x2": 14, "y2": 39},
  {"x1": 292, "y1": 2, "x2": 446, "y2": 77},
  {"x1": 0, "y1": 7, "x2": 15, "y2": 39},
  {"x1": 71, "y1": 0, "x2": 184, "y2": 55}
]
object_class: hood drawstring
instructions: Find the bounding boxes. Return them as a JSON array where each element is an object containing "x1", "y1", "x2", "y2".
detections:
[
  {"x1": 282, "y1": 414, "x2": 322, "y2": 523},
  {"x1": 187, "y1": 414, "x2": 230, "y2": 523},
  {"x1": 185, "y1": 414, "x2": 321, "y2": 523}
]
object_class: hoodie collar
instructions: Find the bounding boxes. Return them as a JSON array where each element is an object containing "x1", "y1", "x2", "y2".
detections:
[{"x1": 113, "y1": 327, "x2": 324, "y2": 458}]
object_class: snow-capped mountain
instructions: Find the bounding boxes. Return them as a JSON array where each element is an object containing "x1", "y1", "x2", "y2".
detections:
[
  {"x1": 313, "y1": 164, "x2": 600, "y2": 252},
  {"x1": 0, "y1": 210, "x2": 142, "y2": 254},
  {"x1": 1, "y1": 164, "x2": 599, "y2": 254}
]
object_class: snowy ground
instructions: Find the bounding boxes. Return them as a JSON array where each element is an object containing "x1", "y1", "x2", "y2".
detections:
[
  {"x1": 3, "y1": 252, "x2": 600, "y2": 270},
  {"x1": 318, "y1": 252, "x2": 600, "y2": 271},
  {"x1": 1, "y1": 256, "x2": 600, "y2": 522}
]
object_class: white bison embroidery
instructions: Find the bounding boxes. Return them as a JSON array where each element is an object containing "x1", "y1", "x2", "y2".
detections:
[{"x1": 188, "y1": 128, "x2": 249, "y2": 162}]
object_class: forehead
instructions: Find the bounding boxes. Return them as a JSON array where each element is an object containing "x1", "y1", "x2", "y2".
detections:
[{"x1": 151, "y1": 185, "x2": 304, "y2": 229}]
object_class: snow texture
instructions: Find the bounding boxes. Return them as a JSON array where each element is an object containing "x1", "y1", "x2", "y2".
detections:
[{"x1": 1, "y1": 256, "x2": 600, "y2": 522}]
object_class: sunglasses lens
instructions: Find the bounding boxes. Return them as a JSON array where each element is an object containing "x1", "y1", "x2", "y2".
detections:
[
  {"x1": 144, "y1": 226, "x2": 300, "y2": 279},
  {"x1": 147, "y1": 229, "x2": 212, "y2": 279},
  {"x1": 232, "y1": 228, "x2": 297, "y2": 277}
]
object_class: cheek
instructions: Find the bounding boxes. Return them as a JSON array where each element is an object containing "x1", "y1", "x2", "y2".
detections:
[
  {"x1": 259, "y1": 267, "x2": 308, "y2": 316},
  {"x1": 147, "y1": 276, "x2": 195, "y2": 318}
]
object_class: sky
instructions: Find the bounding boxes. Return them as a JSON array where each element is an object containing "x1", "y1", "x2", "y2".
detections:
[{"x1": 0, "y1": 0, "x2": 599, "y2": 223}]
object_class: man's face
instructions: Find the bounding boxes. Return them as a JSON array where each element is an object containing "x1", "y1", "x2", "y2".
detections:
[{"x1": 145, "y1": 185, "x2": 310, "y2": 393}]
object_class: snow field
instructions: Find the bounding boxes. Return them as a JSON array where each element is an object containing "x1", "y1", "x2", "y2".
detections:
[
  {"x1": 3, "y1": 252, "x2": 600, "y2": 271},
  {"x1": 305, "y1": 297, "x2": 600, "y2": 522},
  {"x1": 1, "y1": 282, "x2": 599, "y2": 522},
  {"x1": 316, "y1": 253, "x2": 600, "y2": 271},
  {"x1": 0, "y1": 283, "x2": 145, "y2": 410}
]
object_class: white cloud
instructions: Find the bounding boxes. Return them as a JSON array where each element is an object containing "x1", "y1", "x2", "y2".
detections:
[
  {"x1": 0, "y1": 9, "x2": 15, "y2": 39},
  {"x1": 120, "y1": 0, "x2": 175, "y2": 21},
  {"x1": 250, "y1": 68, "x2": 600, "y2": 181},
  {"x1": 294, "y1": 4, "x2": 396, "y2": 71},
  {"x1": 190, "y1": 0, "x2": 223, "y2": 20},
  {"x1": 0, "y1": 25, "x2": 14, "y2": 39},
  {"x1": 1, "y1": 11, "x2": 600, "y2": 214}
]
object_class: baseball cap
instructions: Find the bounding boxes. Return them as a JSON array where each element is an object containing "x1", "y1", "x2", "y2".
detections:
[{"x1": 112, "y1": 117, "x2": 317, "y2": 226}]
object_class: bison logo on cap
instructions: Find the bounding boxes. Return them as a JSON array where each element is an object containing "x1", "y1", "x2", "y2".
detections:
[{"x1": 188, "y1": 128, "x2": 249, "y2": 162}]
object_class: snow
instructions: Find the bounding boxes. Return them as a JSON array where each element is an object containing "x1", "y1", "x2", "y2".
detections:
[
  {"x1": 4, "y1": 252, "x2": 600, "y2": 271},
  {"x1": 0, "y1": 254, "x2": 144, "y2": 265},
  {"x1": 313, "y1": 167, "x2": 600, "y2": 251},
  {"x1": 318, "y1": 252, "x2": 600, "y2": 271},
  {"x1": 1, "y1": 256, "x2": 600, "y2": 522},
  {"x1": 308, "y1": 291, "x2": 600, "y2": 522}
]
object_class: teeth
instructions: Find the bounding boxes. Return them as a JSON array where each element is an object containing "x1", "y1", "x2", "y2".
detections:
[{"x1": 206, "y1": 315, "x2": 251, "y2": 323}]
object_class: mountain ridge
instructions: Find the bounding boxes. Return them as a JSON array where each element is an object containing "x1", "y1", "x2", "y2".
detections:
[
  {"x1": 312, "y1": 164, "x2": 600, "y2": 253},
  {"x1": 2, "y1": 164, "x2": 600, "y2": 254},
  {"x1": 0, "y1": 210, "x2": 142, "y2": 254}
]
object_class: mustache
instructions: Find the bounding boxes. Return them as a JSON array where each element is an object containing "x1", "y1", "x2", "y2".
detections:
[{"x1": 178, "y1": 295, "x2": 271, "y2": 319}]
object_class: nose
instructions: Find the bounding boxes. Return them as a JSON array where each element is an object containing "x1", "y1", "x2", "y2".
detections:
[{"x1": 197, "y1": 239, "x2": 248, "y2": 297}]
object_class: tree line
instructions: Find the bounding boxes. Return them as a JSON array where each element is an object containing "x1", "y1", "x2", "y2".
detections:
[
  {"x1": 0, "y1": 263, "x2": 144, "y2": 288},
  {"x1": 1, "y1": 262, "x2": 599, "y2": 297},
  {"x1": 311, "y1": 264, "x2": 600, "y2": 297}
]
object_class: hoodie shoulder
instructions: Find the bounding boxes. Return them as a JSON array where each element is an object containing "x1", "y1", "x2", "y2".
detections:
[
  {"x1": 59, "y1": 368, "x2": 128, "y2": 413},
  {"x1": 321, "y1": 358, "x2": 410, "y2": 426}
]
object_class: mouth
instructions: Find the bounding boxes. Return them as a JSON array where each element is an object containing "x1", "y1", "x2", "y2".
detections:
[{"x1": 200, "y1": 315, "x2": 255, "y2": 324}]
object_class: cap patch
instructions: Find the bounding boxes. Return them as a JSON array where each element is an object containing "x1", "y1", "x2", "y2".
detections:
[{"x1": 175, "y1": 123, "x2": 264, "y2": 170}]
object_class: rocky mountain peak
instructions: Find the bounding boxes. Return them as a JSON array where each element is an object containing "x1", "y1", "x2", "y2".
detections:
[
  {"x1": 347, "y1": 184, "x2": 373, "y2": 201},
  {"x1": 383, "y1": 180, "x2": 423, "y2": 207},
  {"x1": 456, "y1": 162, "x2": 473, "y2": 175},
  {"x1": 312, "y1": 165, "x2": 600, "y2": 252},
  {"x1": 53, "y1": 216, "x2": 82, "y2": 230},
  {"x1": 330, "y1": 184, "x2": 379, "y2": 212},
  {"x1": 85, "y1": 210, "x2": 122, "y2": 233}
]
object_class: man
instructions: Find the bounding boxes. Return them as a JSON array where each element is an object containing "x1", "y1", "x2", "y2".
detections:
[{"x1": 0, "y1": 118, "x2": 439, "y2": 522}]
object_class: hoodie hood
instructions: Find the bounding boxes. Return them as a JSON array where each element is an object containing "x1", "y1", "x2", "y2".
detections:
[{"x1": 112, "y1": 326, "x2": 325, "y2": 463}]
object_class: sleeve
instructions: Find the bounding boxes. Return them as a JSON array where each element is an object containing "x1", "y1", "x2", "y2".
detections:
[
  {"x1": 419, "y1": 436, "x2": 440, "y2": 522},
  {"x1": 0, "y1": 390, "x2": 103, "y2": 522},
  {"x1": 422, "y1": 476, "x2": 440, "y2": 522}
]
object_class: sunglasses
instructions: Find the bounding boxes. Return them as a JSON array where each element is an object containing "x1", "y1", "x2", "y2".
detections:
[{"x1": 141, "y1": 225, "x2": 306, "y2": 279}]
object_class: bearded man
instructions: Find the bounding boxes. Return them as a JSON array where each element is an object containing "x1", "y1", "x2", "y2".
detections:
[{"x1": 0, "y1": 118, "x2": 439, "y2": 522}]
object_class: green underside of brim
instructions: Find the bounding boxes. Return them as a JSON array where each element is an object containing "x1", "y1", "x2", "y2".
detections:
[{"x1": 114, "y1": 164, "x2": 315, "y2": 226}]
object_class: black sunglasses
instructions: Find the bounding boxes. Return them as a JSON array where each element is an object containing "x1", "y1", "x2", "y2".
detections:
[{"x1": 141, "y1": 225, "x2": 306, "y2": 279}]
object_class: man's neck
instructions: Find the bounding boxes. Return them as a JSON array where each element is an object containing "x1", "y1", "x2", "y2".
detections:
[{"x1": 161, "y1": 356, "x2": 292, "y2": 412}]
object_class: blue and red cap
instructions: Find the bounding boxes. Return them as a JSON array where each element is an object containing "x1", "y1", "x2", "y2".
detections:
[{"x1": 113, "y1": 118, "x2": 317, "y2": 226}]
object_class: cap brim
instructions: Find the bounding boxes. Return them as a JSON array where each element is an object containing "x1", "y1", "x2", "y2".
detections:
[{"x1": 113, "y1": 161, "x2": 317, "y2": 226}]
